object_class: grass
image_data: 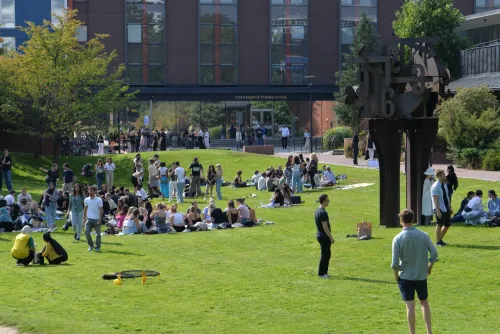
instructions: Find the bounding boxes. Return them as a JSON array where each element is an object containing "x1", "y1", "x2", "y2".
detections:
[{"x1": 0, "y1": 150, "x2": 499, "y2": 334}]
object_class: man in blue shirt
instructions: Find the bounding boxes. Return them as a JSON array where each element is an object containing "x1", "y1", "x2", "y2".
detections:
[
  {"x1": 392, "y1": 209, "x2": 438, "y2": 334},
  {"x1": 431, "y1": 169, "x2": 453, "y2": 246}
]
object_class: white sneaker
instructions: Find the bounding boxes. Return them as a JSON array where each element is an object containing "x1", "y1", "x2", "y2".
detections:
[{"x1": 319, "y1": 274, "x2": 330, "y2": 279}]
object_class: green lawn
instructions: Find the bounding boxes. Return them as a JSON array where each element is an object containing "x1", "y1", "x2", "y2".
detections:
[{"x1": 0, "y1": 150, "x2": 499, "y2": 334}]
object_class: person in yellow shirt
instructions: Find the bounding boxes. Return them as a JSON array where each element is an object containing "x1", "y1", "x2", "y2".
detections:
[
  {"x1": 38, "y1": 232, "x2": 68, "y2": 265},
  {"x1": 11, "y1": 226, "x2": 35, "y2": 266}
]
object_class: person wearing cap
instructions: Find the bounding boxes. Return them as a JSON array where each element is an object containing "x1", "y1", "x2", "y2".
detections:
[
  {"x1": 391, "y1": 209, "x2": 438, "y2": 334},
  {"x1": 11, "y1": 226, "x2": 36, "y2": 266},
  {"x1": 38, "y1": 232, "x2": 68, "y2": 265},
  {"x1": 422, "y1": 168, "x2": 434, "y2": 226}
]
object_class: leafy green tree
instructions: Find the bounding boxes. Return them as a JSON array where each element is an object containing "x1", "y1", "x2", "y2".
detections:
[
  {"x1": 250, "y1": 101, "x2": 292, "y2": 125},
  {"x1": 392, "y1": 0, "x2": 468, "y2": 78},
  {"x1": 333, "y1": 12, "x2": 379, "y2": 131},
  {"x1": 188, "y1": 102, "x2": 226, "y2": 129},
  {"x1": 0, "y1": 10, "x2": 135, "y2": 142},
  {"x1": 437, "y1": 86, "x2": 500, "y2": 168}
]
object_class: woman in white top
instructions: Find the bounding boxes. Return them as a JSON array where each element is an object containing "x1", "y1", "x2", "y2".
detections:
[
  {"x1": 148, "y1": 158, "x2": 161, "y2": 197},
  {"x1": 203, "y1": 129, "x2": 210, "y2": 149},
  {"x1": 169, "y1": 204, "x2": 186, "y2": 232},
  {"x1": 422, "y1": 168, "x2": 434, "y2": 225},
  {"x1": 104, "y1": 157, "x2": 116, "y2": 189},
  {"x1": 122, "y1": 207, "x2": 140, "y2": 235},
  {"x1": 291, "y1": 156, "x2": 303, "y2": 193}
]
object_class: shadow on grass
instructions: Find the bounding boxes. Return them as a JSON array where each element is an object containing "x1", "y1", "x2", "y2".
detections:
[
  {"x1": 103, "y1": 250, "x2": 144, "y2": 256},
  {"x1": 101, "y1": 241, "x2": 124, "y2": 246},
  {"x1": 335, "y1": 276, "x2": 394, "y2": 285},
  {"x1": 449, "y1": 244, "x2": 500, "y2": 251},
  {"x1": 0, "y1": 237, "x2": 11, "y2": 242},
  {"x1": 24, "y1": 263, "x2": 73, "y2": 268}
]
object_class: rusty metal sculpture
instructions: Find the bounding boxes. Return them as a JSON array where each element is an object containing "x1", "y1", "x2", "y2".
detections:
[{"x1": 345, "y1": 38, "x2": 449, "y2": 227}]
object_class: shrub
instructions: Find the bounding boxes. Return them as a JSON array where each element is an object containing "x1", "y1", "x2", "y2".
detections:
[
  {"x1": 458, "y1": 148, "x2": 483, "y2": 169},
  {"x1": 323, "y1": 126, "x2": 353, "y2": 150},
  {"x1": 208, "y1": 126, "x2": 221, "y2": 140},
  {"x1": 483, "y1": 149, "x2": 500, "y2": 171}
]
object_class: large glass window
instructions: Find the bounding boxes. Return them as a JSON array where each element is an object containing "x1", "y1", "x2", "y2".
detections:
[
  {"x1": 199, "y1": 0, "x2": 238, "y2": 85},
  {"x1": 0, "y1": 36, "x2": 15, "y2": 50},
  {"x1": 126, "y1": 0, "x2": 166, "y2": 85},
  {"x1": 476, "y1": 0, "x2": 500, "y2": 13},
  {"x1": 51, "y1": 0, "x2": 67, "y2": 26},
  {"x1": 340, "y1": 0, "x2": 377, "y2": 64},
  {"x1": 270, "y1": 0, "x2": 308, "y2": 85},
  {"x1": 0, "y1": 0, "x2": 15, "y2": 28}
]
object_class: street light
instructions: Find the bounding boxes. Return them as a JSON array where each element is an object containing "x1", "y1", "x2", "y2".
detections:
[{"x1": 304, "y1": 75, "x2": 316, "y2": 153}]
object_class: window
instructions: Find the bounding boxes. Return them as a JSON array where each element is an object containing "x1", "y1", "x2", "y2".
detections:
[
  {"x1": 0, "y1": 36, "x2": 15, "y2": 50},
  {"x1": 340, "y1": 0, "x2": 377, "y2": 64},
  {"x1": 76, "y1": 25, "x2": 87, "y2": 42},
  {"x1": 199, "y1": 0, "x2": 238, "y2": 85},
  {"x1": 51, "y1": 0, "x2": 67, "y2": 26},
  {"x1": 0, "y1": 0, "x2": 15, "y2": 28},
  {"x1": 475, "y1": 0, "x2": 500, "y2": 13},
  {"x1": 270, "y1": 0, "x2": 308, "y2": 85},
  {"x1": 126, "y1": 0, "x2": 166, "y2": 85}
]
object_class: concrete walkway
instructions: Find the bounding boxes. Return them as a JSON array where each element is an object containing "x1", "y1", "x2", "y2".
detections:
[{"x1": 275, "y1": 151, "x2": 500, "y2": 181}]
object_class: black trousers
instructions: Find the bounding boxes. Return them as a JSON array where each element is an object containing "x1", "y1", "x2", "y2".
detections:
[
  {"x1": 282, "y1": 137, "x2": 288, "y2": 149},
  {"x1": 316, "y1": 233, "x2": 331, "y2": 276},
  {"x1": 38, "y1": 252, "x2": 68, "y2": 265},
  {"x1": 309, "y1": 170, "x2": 317, "y2": 189},
  {"x1": 14, "y1": 251, "x2": 34, "y2": 265},
  {"x1": 353, "y1": 149, "x2": 358, "y2": 165}
]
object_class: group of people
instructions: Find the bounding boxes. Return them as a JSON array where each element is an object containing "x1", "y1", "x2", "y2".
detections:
[{"x1": 11, "y1": 227, "x2": 67, "y2": 266}]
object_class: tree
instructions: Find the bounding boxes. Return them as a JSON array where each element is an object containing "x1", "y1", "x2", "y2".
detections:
[
  {"x1": 0, "y1": 10, "x2": 135, "y2": 144},
  {"x1": 188, "y1": 102, "x2": 226, "y2": 129},
  {"x1": 392, "y1": 0, "x2": 468, "y2": 78},
  {"x1": 250, "y1": 101, "x2": 292, "y2": 125},
  {"x1": 437, "y1": 86, "x2": 500, "y2": 168},
  {"x1": 333, "y1": 12, "x2": 379, "y2": 131}
]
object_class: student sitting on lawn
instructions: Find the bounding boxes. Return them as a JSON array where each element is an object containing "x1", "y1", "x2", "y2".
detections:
[
  {"x1": 263, "y1": 189, "x2": 285, "y2": 208},
  {"x1": 463, "y1": 190, "x2": 485, "y2": 225},
  {"x1": 487, "y1": 190, "x2": 500, "y2": 218},
  {"x1": 233, "y1": 170, "x2": 247, "y2": 188},
  {"x1": 38, "y1": 232, "x2": 68, "y2": 265},
  {"x1": 282, "y1": 184, "x2": 294, "y2": 206},
  {"x1": 151, "y1": 203, "x2": 169, "y2": 233},
  {"x1": 11, "y1": 226, "x2": 35, "y2": 266},
  {"x1": 237, "y1": 198, "x2": 254, "y2": 227},
  {"x1": 257, "y1": 173, "x2": 267, "y2": 191},
  {"x1": 321, "y1": 166, "x2": 337, "y2": 187},
  {"x1": 451, "y1": 191, "x2": 475, "y2": 223},
  {"x1": 169, "y1": 204, "x2": 187, "y2": 232},
  {"x1": 251, "y1": 171, "x2": 261, "y2": 184},
  {"x1": 225, "y1": 200, "x2": 239, "y2": 226}
]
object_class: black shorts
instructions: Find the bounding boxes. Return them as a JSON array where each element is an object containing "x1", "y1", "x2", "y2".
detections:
[
  {"x1": 398, "y1": 278, "x2": 428, "y2": 301},
  {"x1": 436, "y1": 210, "x2": 451, "y2": 227}
]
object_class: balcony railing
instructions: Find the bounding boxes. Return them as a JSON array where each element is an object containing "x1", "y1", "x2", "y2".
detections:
[{"x1": 461, "y1": 43, "x2": 500, "y2": 77}]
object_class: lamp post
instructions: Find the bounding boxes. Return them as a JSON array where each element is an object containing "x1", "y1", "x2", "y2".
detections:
[{"x1": 304, "y1": 75, "x2": 316, "y2": 153}]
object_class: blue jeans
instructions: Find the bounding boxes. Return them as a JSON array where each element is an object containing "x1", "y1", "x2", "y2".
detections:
[
  {"x1": 216, "y1": 177, "x2": 222, "y2": 200},
  {"x1": 257, "y1": 137, "x2": 263, "y2": 145},
  {"x1": 96, "y1": 173, "x2": 105, "y2": 189},
  {"x1": 72, "y1": 210, "x2": 84, "y2": 239},
  {"x1": 177, "y1": 182, "x2": 185, "y2": 203},
  {"x1": 46, "y1": 203, "x2": 57, "y2": 229},
  {"x1": 3, "y1": 170, "x2": 12, "y2": 191},
  {"x1": 292, "y1": 171, "x2": 302, "y2": 192},
  {"x1": 85, "y1": 218, "x2": 101, "y2": 249}
]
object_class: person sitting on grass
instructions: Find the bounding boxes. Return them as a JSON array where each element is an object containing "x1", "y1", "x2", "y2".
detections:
[
  {"x1": 115, "y1": 205, "x2": 128, "y2": 230},
  {"x1": 251, "y1": 171, "x2": 261, "y2": 184},
  {"x1": 0, "y1": 206, "x2": 14, "y2": 232},
  {"x1": 463, "y1": 190, "x2": 485, "y2": 225},
  {"x1": 233, "y1": 170, "x2": 247, "y2": 188},
  {"x1": 225, "y1": 200, "x2": 239, "y2": 226},
  {"x1": 136, "y1": 184, "x2": 148, "y2": 202},
  {"x1": 236, "y1": 198, "x2": 254, "y2": 227},
  {"x1": 487, "y1": 190, "x2": 500, "y2": 218},
  {"x1": 257, "y1": 172, "x2": 267, "y2": 191},
  {"x1": 321, "y1": 166, "x2": 337, "y2": 187},
  {"x1": 266, "y1": 172, "x2": 277, "y2": 192},
  {"x1": 275, "y1": 165, "x2": 284, "y2": 178},
  {"x1": 451, "y1": 191, "x2": 475, "y2": 223},
  {"x1": 169, "y1": 204, "x2": 187, "y2": 232},
  {"x1": 282, "y1": 184, "x2": 294, "y2": 206},
  {"x1": 151, "y1": 203, "x2": 169, "y2": 233},
  {"x1": 11, "y1": 226, "x2": 35, "y2": 266},
  {"x1": 263, "y1": 188, "x2": 285, "y2": 208},
  {"x1": 38, "y1": 232, "x2": 68, "y2": 265},
  {"x1": 186, "y1": 206, "x2": 202, "y2": 231},
  {"x1": 122, "y1": 208, "x2": 148, "y2": 234}
]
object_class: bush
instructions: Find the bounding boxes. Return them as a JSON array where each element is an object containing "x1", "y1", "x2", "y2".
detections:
[
  {"x1": 208, "y1": 126, "x2": 221, "y2": 140},
  {"x1": 323, "y1": 126, "x2": 353, "y2": 150},
  {"x1": 483, "y1": 149, "x2": 500, "y2": 171},
  {"x1": 449, "y1": 148, "x2": 483, "y2": 169}
]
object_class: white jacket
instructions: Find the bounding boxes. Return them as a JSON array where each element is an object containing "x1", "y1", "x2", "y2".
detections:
[{"x1": 422, "y1": 178, "x2": 433, "y2": 216}]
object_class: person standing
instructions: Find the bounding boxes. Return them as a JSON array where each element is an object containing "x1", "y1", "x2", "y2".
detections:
[
  {"x1": 255, "y1": 125, "x2": 263, "y2": 145},
  {"x1": 352, "y1": 132, "x2": 359, "y2": 166},
  {"x1": 175, "y1": 161, "x2": 185, "y2": 203},
  {"x1": 204, "y1": 128, "x2": 210, "y2": 149},
  {"x1": 188, "y1": 157, "x2": 203, "y2": 197},
  {"x1": 68, "y1": 183, "x2": 85, "y2": 241},
  {"x1": 42, "y1": 182, "x2": 59, "y2": 232},
  {"x1": 215, "y1": 163, "x2": 223, "y2": 200},
  {"x1": 367, "y1": 134, "x2": 376, "y2": 160},
  {"x1": 391, "y1": 209, "x2": 438, "y2": 334},
  {"x1": 2, "y1": 149, "x2": 12, "y2": 191},
  {"x1": 445, "y1": 165, "x2": 458, "y2": 201},
  {"x1": 104, "y1": 157, "x2": 116, "y2": 189},
  {"x1": 315, "y1": 194, "x2": 334, "y2": 278},
  {"x1": 159, "y1": 162, "x2": 169, "y2": 201},
  {"x1": 303, "y1": 128, "x2": 311, "y2": 152},
  {"x1": 280, "y1": 126, "x2": 290, "y2": 149},
  {"x1": 152, "y1": 131, "x2": 159, "y2": 152},
  {"x1": 421, "y1": 168, "x2": 434, "y2": 226},
  {"x1": 40, "y1": 163, "x2": 59, "y2": 188},
  {"x1": 95, "y1": 159, "x2": 105, "y2": 189},
  {"x1": 204, "y1": 165, "x2": 216, "y2": 200},
  {"x1": 83, "y1": 185, "x2": 103, "y2": 252},
  {"x1": 62, "y1": 163, "x2": 75, "y2": 193},
  {"x1": 431, "y1": 169, "x2": 453, "y2": 246},
  {"x1": 169, "y1": 162, "x2": 177, "y2": 202}
]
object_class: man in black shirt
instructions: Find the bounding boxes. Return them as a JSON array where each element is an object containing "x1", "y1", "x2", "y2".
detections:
[
  {"x1": 2, "y1": 149, "x2": 13, "y2": 191},
  {"x1": 315, "y1": 194, "x2": 334, "y2": 278},
  {"x1": 188, "y1": 157, "x2": 203, "y2": 197},
  {"x1": 255, "y1": 126, "x2": 263, "y2": 145}
]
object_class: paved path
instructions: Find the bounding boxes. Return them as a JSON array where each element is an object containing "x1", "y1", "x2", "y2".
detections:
[{"x1": 275, "y1": 152, "x2": 500, "y2": 181}]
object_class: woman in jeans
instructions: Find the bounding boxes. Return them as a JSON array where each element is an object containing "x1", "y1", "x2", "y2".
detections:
[
  {"x1": 307, "y1": 153, "x2": 319, "y2": 189},
  {"x1": 42, "y1": 182, "x2": 59, "y2": 231},
  {"x1": 215, "y1": 164, "x2": 223, "y2": 200},
  {"x1": 95, "y1": 159, "x2": 105, "y2": 189},
  {"x1": 292, "y1": 155, "x2": 303, "y2": 193},
  {"x1": 68, "y1": 183, "x2": 85, "y2": 240}
]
